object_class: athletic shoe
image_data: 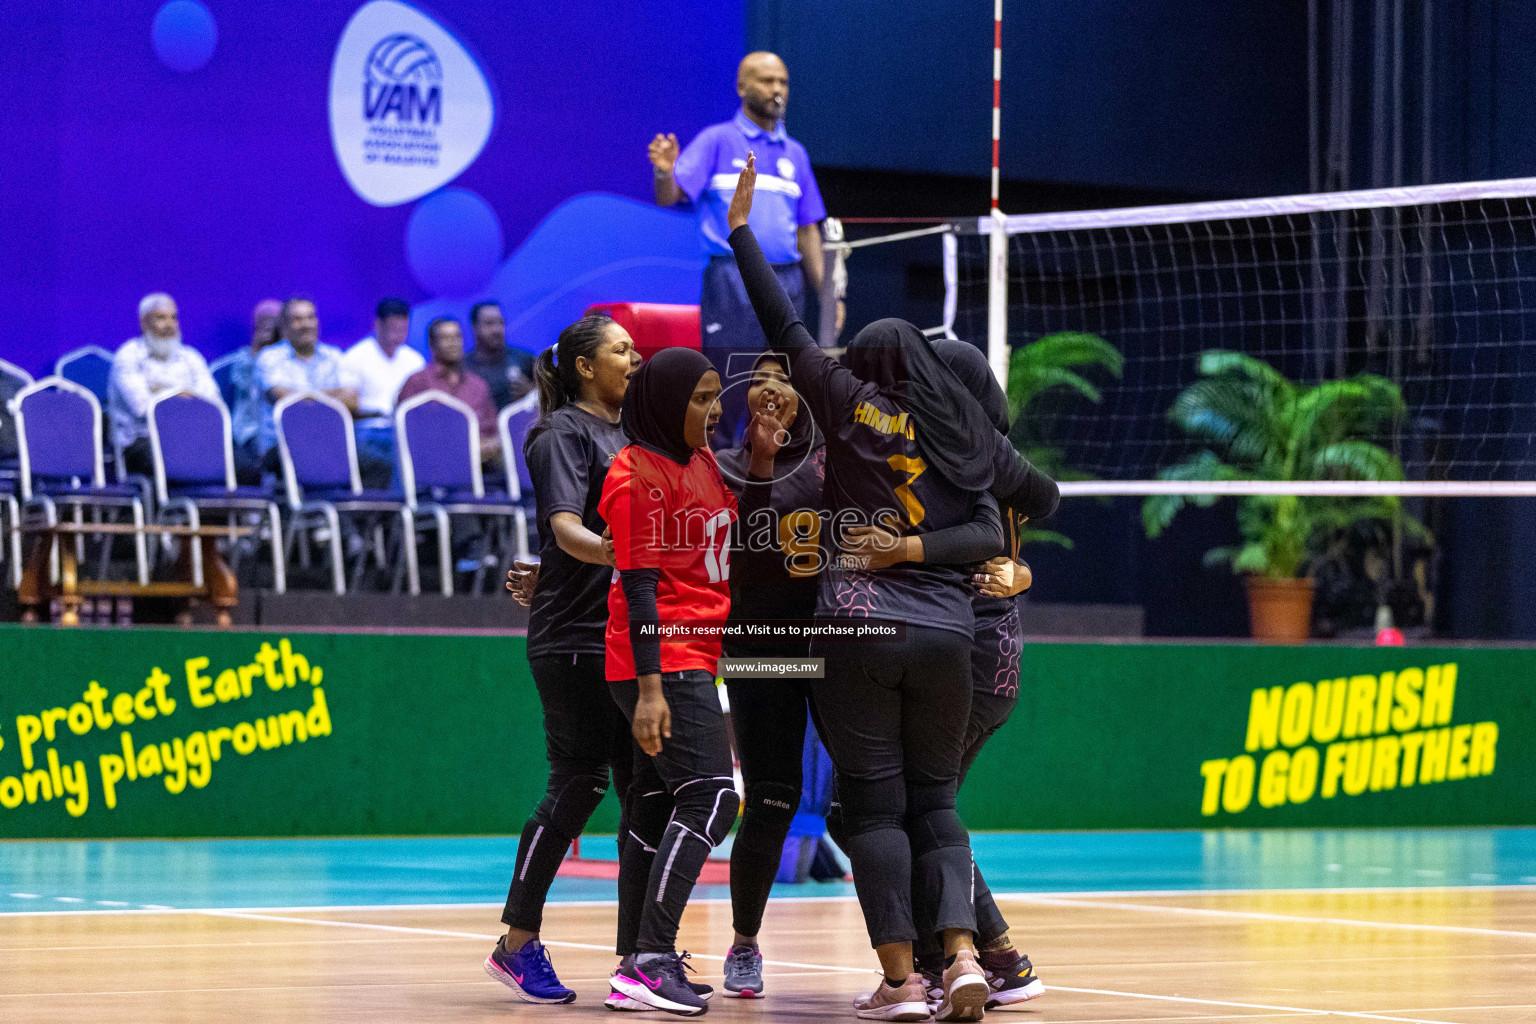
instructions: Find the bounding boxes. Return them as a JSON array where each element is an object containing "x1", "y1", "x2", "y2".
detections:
[
  {"x1": 722, "y1": 943, "x2": 764, "y2": 997},
  {"x1": 610, "y1": 952, "x2": 708, "y2": 1016},
  {"x1": 982, "y1": 952, "x2": 1044, "y2": 1009},
  {"x1": 853, "y1": 973, "x2": 931, "y2": 1021},
  {"x1": 914, "y1": 956, "x2": 945, "y2": 1013},
  {"x1": 935, "y1": 949, "x2": 989, "y2": 1022},
  {"x1": 484, "y1": 938, "x2": 577, "y2": 1004},
  {"x1": 606, "y1": 980, "x2": 714, "y2": 1012}
]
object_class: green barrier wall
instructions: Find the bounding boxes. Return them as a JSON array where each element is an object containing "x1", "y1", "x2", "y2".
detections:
[{"x1": 0, "y1": 625, "x2": 1530, "y2": 837}]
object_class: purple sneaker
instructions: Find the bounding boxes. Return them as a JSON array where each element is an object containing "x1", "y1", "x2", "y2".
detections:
[{"x1": 484, "y1": 938, "x2": 577, "y2": 1004}]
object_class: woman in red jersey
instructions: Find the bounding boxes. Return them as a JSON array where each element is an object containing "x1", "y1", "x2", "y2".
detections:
[{"x1": 600, "y1": 346, "x2": 780, "y2": 1016}]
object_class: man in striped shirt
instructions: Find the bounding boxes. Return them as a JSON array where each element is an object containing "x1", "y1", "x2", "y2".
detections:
[{"x1": 648, "y1": 52, "x2": 826, "y2": 445}]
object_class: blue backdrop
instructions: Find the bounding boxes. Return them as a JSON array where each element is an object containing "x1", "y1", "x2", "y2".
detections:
[{"x1": 0, "y1": 0, "x2": 744, "y2": 376}]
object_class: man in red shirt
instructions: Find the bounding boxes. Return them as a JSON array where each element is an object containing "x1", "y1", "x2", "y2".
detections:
[{"x1": 398, "y1": 317, "x2": 502, "y2": 465}]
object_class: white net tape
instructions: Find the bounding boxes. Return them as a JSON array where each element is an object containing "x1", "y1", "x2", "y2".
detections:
[{"x1": 945, "y1": 177, "x2": 1536, "y2": 497}]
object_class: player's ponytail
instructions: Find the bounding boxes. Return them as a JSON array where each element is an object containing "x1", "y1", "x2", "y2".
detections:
[{"x1": 536, "y1": 314, "x2": 615, "y2": 418}]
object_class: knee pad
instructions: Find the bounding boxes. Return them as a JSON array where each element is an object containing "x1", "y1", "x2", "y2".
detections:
[
  {"x1": 905, "y1": 780, "x2": 967, "y2": 857},
  {"x1": 825, "y1": 797, "x2": 848, "y2": 849},
  {"x1": 540, "y1": 769, "x2": 610, "y2": 838},
  {"x1": 626, "y1": 786, "x2": 673, "y2": 854},
  {"x1": 742, "y1": 781, "x2": 799, "y2": 834},
  {"x1": 836, "y1": 774, "x2": 906, "y2": 838},
  {"x1": 673, "y1": 777, "x2": 740, "y2": 846}
]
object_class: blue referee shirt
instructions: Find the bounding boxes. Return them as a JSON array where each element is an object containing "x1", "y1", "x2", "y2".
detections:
[{"x1": 672, "y1": 112, "x2": 826, "y2": 264}]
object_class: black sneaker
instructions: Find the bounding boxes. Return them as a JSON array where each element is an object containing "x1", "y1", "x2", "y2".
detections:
[
  {"x1": 610, "y1": 952, "x2": 708, "y2": 1016},
  {"x1": 982, "y1": 951, "x2": 1044, "y2": 1008}
]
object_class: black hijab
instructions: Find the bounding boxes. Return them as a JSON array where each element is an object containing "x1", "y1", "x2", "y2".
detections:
[
  {"x1": 620, "y1": 346, "x2": 715, "y2": 465},
  {"x1": 843, "y1": 318, "x2": 996, "y2": 491},
  {"x1": 933, "y1": 338, "x2": 1010, "y2": 434}
]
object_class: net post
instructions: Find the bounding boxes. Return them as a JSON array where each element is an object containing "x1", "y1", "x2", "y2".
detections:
[
  {"x1": 818, "y1": 217, "x2": 844, "y2": 348},
  {"x1": 987, "y1": 207, "x2": 1008, "y2": 384}
]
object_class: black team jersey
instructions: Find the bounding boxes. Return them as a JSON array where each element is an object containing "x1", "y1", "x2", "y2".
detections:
[
  {"x1": 716, "y1": 440, "x2": 826, "y2": 634},
  {"x1": 730, "y1": 225, "x2": 1025, "y2": 638},
  {"x1": 523, "y1": 403, "x2": 627, "y2": 659}
]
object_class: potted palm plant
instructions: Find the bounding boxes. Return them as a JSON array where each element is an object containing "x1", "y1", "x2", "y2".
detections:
[
  {"x1": 1006, "y1": 331, "x2": 1123, "y2": 548},
  {"x1": 1142, "y1": 351, "x2": 1424, "y2": 642}
]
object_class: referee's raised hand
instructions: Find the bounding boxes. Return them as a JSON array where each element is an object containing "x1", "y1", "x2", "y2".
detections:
[{"x1": 727, "y1": 152, "x2": 757, "y2": 231}]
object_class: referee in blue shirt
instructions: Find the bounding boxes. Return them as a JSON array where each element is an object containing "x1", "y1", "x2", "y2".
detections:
[{"x1": 649, "y1": 51, "x2": 827, "y2": 445}]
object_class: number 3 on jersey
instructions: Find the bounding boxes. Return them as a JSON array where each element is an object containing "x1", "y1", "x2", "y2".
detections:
[
  {"x1": 703, "y1": 509, "x2": 732, "y2": 582},
  {"x1": 887, "y1": 454, "x2": 927, "y2": 526}
]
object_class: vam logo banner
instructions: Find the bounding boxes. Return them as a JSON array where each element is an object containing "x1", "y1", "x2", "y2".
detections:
[{"x1": 329, "y1": 0, "x2": 494, "y2": 207}]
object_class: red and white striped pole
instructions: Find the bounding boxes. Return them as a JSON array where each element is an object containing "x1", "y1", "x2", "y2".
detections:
[
  {"x1": 987, "y1": 0, "x2": 1009, "y2": 384},
  {"x1": 991, "y1": 0, "x2": 1003, "y2": 210}
]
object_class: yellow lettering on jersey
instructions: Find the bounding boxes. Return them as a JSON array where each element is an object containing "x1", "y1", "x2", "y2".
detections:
[{"x1": 887, "y1": 455, "x2": 927, "y2": 526}]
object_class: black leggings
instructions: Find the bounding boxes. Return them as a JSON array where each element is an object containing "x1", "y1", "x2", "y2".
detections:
[
  {"x1": 812, "y1": 622, "x2": 975, "y2": 948},
  {"x1": 610, "y1": 670, "x2": 739, "y2": 954},
  {"x1": 501, "y1": 653, "x2": 633, "y2": 931},
  {"x1": 913, "y1": 687, "x2": 1018, "y2": 956},
  {"x1": 723, "y1": 674, "x2": 816, "y2": 938}
]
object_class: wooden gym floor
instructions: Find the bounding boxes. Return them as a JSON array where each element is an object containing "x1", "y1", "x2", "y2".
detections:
[{"x1": 2, "y1": 830, "x2": 1534, "y2": 1023}]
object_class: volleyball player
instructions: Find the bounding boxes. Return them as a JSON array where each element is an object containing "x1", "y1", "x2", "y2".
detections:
[
  {"x1": 713, "y1": 352, "x2": 825, "y2": 997},
  {"x1": 728, "y1": 155, "x2": 1055, "y2": 1022},
  {"x1": 904, "y1": 339, "x2": 1048, "y2": 1010},
  {"x1": 485, "y1": 315, "x2": 642, "y2": 1003},
  {"x1": 601, "y1": 347, "x2": 781, "y2": 1015}
]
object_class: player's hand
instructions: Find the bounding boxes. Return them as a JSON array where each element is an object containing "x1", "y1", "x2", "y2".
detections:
[
  {"x1": 600, "y1": 526, "x2": 617, "y2": 568},
  {"x1": 727, "y1": 152, "x2": 756, "y2": 231},
  {"x1": 632, "y1": 679, "x2": 671, "y2": 756},
  {"x1": 842, "y1": 523, "x2": 908, "y2": 570},
  {"x1": 745, "y1": 411, "x2": 786, "y2": 475},
  {"x1": 648, "y1": 133, "x2": 679, "y2": 173},
  {"x1": 973, "y1": 556, "x2": 1032, "y2": 597},
  {"x1": 504, "y1": 559, "x2": 540, "y2": 605}
]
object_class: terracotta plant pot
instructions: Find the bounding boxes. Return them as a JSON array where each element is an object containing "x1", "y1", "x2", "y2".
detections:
[{"x1": 1245, "y1": 576, "x2": 1315, "y2": 642}]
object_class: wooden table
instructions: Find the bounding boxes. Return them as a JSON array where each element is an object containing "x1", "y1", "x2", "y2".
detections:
[{"x1": 17, "y1": 521, "x2": 250, "y2": 627}]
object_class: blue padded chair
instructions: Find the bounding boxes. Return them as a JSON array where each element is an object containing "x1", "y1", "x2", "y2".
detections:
[
  {"x1": 496, "y1": 392, "x2": 538, "y2": 560},
  {"x1": 55, "y1": 346, "x2": 114, "y2": 406},
  {"x1": 147, "y1": 390, "x2": 285, "y2": 593},
  {"x1": 13, "y1": 376, "x2": 150, "y2": 586},
  {"x1": 396, "y1": 390, "x2": 526, "y2": 596},
  {"x1": 208, "y1": 350, "x2": 243, "y2": 413},
  {"x1": 274, "y1": 392, "x2": 422, "y2": 595},
  {"x1": 0, "y1": 357, "x2": 36, "y2": 586}
]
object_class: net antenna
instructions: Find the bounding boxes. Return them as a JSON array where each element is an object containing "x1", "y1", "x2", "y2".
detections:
[
  {"x1": 944, "y1": 176, "x2": 1536, "y2": 498},
  {"x1": 987, "y1": 0, "x2": 1009, "y2": 385}
]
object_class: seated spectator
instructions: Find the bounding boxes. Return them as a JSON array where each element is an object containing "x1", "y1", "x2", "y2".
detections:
[
  {"x1": 257, "y1": 297, "x2": 389, "y2": 489},
  {"x1": 343, "y1": 298, "x2": 424, "y2": 472},
  {"x1": 398, "y1": 317, "x2": 501, "y2": 466},
  {"x1": 229, "y1": 298, "x2": 283, "y2": 483},
  {"x1": 344, "y1": 298, "x2": 424, "y2": 419},
  {"x1": 108, "y1": 292, "x2": 220, "y2": 477},
  {"x1": 465, "y1": 301, "x2": 534, "y2": 409}
]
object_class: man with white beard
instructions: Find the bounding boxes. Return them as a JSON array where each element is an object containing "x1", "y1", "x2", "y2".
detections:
[{"x1": 108, "y1": 292, "x2": 220, "y2": 477}]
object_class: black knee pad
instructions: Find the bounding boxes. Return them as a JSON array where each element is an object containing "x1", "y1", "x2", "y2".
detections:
[
  {"x1": 742, "y1": 781, "x2": 799, "y2": 833},
  {"x1": 836, "y1": 774, "x2": 906, "y2": 838},
  {"x1": 626, "y1": 786, "x2": 673, "y2": 854},
  {"x1": 540, "y1": 769, "x2": 610, "y2": 838},
  {"x1": 905, "y1": 780, "x2": 968, "y2": 857},
  {"x1": 674, "y1": 777, "x2": 740, "y2": 846},
  {"x1": 825, "y1": 797, "x2": 848, "y2": 849}
]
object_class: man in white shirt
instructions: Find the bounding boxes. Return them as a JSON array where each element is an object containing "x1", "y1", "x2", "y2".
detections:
[
  {"x1": 108, "y1": 292, "x2": 221, "y2": 478},
  {"x1": 342, "y1": 298, "x2": 422, "y2": 481},
  {"x1": 343, "y1": 298, "x2": 424, "y2": 420}
]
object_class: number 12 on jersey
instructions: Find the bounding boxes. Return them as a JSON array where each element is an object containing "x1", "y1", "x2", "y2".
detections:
[{"x1": 703, "y1": 509, "x2": 732, "y2": 582}]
